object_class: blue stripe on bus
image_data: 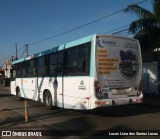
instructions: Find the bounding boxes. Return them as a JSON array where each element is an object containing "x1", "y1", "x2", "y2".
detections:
[
  {"x1": 12, "y1": 34, "x2": 96, "y2": 77},
  {"x1": 65, "y1": 35, "x2": 92, "y2": 49},
  {"x1": 21, "y1": 86, "x2": 27, "y2": 98},
  {"x1": 12, "y1": 35, "x2": 94, "y2": 65},
  {"x1": 90, "y1": 35, "x2": 96, "y2": 77},
  {"x1": 12, "y1": 58, "x2": 25, "y2": 64}
]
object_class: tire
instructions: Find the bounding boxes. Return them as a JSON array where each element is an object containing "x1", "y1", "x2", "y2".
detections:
[
  {"x1": 16, "y1": 88, "x2": 23, "y2": 101},
  {"x1": 43, "y1": 90, "x2": 53, "y2": 109}
]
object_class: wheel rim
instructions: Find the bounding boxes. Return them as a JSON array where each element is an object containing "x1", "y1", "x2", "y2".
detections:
[
  {"x1": 17, "y1": 90, "x2": 21, "y2": 98},
  {"x1": 46, "y1": 95, "x2": 51, "y2": 106}
]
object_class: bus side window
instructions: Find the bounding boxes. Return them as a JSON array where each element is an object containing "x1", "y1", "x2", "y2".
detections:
[
  {"x1": 78, "y1": 43, "x2": 91, "y2": 74},
  {"x1": 63, "y1": 42, "x2": 91, "y2": 76},
  {"x1": 50, "y1": 53, "x2": 58, "y2": 76},
  {"x1": 38, "y1": 57, "x2": 45, "y2": 76},
  {"x1": 76, "y1": 45, "x2": 87, "y2": 73},
  {"x1": 17, "y1": 63, "x2": 22, "y2": 77},
  {"x1": 13, "y1": 68, "x2": 16, "y2": 77},
  {"x1": 57, "y1": 51, "x2": 63, "y2": 75},
  {"x1": 11, "y1": 65, "x2": 16, "y2": 78},
  {"x1": 22, "y1": 62, "x2": 28, "y2": 77},
  {"x1": 45, "y1": 55, "x2": 50, "y2": 76},
  {"x1": 28, "y1": 60, "x2": 37, "y2": 76}
]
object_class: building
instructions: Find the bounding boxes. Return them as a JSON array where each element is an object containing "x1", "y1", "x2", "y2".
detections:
[{"x1": 2, "y1": 60, "x2": 12, "y2": 86}]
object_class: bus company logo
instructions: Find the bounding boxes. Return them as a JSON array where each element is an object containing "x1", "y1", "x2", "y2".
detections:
[
  {"x1": 97, "y1": 39, "x2": 116, "y2": 48},
  {"x1": 80, "y1": 80, "x2": 84, "y2": 85},
  {"x1": 78, "y1": 80, "x2": 86, "y2": 90},
  {"x1": 2, "y1": 131, "x2": 11, "y2": 136},
  {"x1": 119, "y1": 50, "x2": 138, "y2": 79},
  {"x1": 97, "y1": 39, "x2": 104, "y2": 48},
  {"x1": 102, "y1": 40, "x2": 116, "y2": 46}
]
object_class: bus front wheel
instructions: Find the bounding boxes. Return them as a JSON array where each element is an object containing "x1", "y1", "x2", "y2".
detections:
[{"x1": 43, "y1": 90, "x2": 53, "y2": 109}]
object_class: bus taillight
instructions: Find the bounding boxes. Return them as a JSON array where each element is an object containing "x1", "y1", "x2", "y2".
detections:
[
  {"x1": 94, "y1": 81, "x2": 101, "y2": 92},
  {"x1": 94, "y1": 80, "x2": 102, "y2": 99},
  {"x1": 137, "y1": 80, "x2": 142, "y2": 96}
]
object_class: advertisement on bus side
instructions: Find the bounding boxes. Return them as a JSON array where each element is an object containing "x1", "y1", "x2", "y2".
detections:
[{"x1": 96, "y1": 35, "x2": 141, "y2": 89}]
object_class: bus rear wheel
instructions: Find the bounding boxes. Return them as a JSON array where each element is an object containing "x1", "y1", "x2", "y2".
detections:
[
  {"x1": 16, "y1": 88, "x2": 23, "y2": 101},
  {"x1": 44, "y1": 90, "x2": 53, "y2": 109}
]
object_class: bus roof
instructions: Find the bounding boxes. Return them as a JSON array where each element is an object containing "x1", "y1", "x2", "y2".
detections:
[{"x1": 12, "y1": 34, "x2": 95, "y2": 65}]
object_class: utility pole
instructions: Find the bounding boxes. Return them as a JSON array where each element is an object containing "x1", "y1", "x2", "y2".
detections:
[
  {"x1": 25, "y1": 44, "x2": 29, "y2": 57},
  {"x1": 24, "y1": 99, "x2": 29, "y2": 123},
  {"x1": 15, "y1": 43, "x2": 18, "y2": 60}
]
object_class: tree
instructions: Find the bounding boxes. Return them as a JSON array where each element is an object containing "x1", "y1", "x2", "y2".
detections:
[{"x1": 124, "y1": 0, "x2": 160, "y2": 49}]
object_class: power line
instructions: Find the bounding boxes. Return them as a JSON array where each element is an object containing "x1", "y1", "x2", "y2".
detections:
[
  {"x1": 28, "y1": 0, "x2": 148, "y2": 46},
  {"x1": 113, "y1": 28, "x2": 129, "y2": 34},
  {"x1": 0, "y1": 0, "x2": 148, "y2": 64},
  {"x1": 105, "y1": 24, "x2": 130, "y2": 34},
  {"x1": 0, "y1": 47, "x2": 23, "y2": 63}
]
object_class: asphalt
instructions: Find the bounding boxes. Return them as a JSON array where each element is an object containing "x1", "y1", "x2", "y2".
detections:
[
  {"x1": 0, "y1": 86, "x2": 160, "y2": 139},
  {"x1": 0, "y1": 86, "x2": 72, "y2": 139}
]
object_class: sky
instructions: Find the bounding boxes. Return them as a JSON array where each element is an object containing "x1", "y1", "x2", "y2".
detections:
[{"x1": 0, "y1": 0, "x2": 152, "y2": 66}]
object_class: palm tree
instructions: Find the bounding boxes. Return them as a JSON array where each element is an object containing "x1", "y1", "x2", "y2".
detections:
[{"x1": 124, "y1": 0, "x2": 160, "y2": 48}]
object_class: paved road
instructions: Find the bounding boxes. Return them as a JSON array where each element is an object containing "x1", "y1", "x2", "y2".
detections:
[{"x1": 0, "y1": 86, "x2": 160, "y2": 138}]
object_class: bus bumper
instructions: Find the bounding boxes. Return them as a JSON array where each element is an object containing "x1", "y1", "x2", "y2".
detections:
[{"x1": 91, "y1": 94, "x2": 143, "y2": 109}]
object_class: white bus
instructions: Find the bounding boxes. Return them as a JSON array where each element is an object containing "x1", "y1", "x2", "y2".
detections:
[{"x1": 10, "y1": 34, "x2": 143, "y2": 110}]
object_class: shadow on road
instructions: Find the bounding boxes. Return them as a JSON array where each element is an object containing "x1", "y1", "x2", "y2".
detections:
[
  {"x1": 0, "y1": 93, "x2": 12, "y2": 97},
  {"x1": 0, "y1": 103, "x2": 160, "y2": 138},
  {"x1": 80, "y1": 104, "x2": 160, "y2": 117},
  {"x1": 0, "y1": 116, "x2": 25, "y2": 129}
]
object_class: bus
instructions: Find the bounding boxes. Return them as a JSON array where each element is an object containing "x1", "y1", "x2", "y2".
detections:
[{"x1": 10, "y1": 34, "x2": 143, "y2": 110}]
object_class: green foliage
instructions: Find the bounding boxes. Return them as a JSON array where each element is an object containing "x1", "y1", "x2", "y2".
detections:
[{"x1": 124, "y1": 0, "x2": 160, "y2": 49}]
